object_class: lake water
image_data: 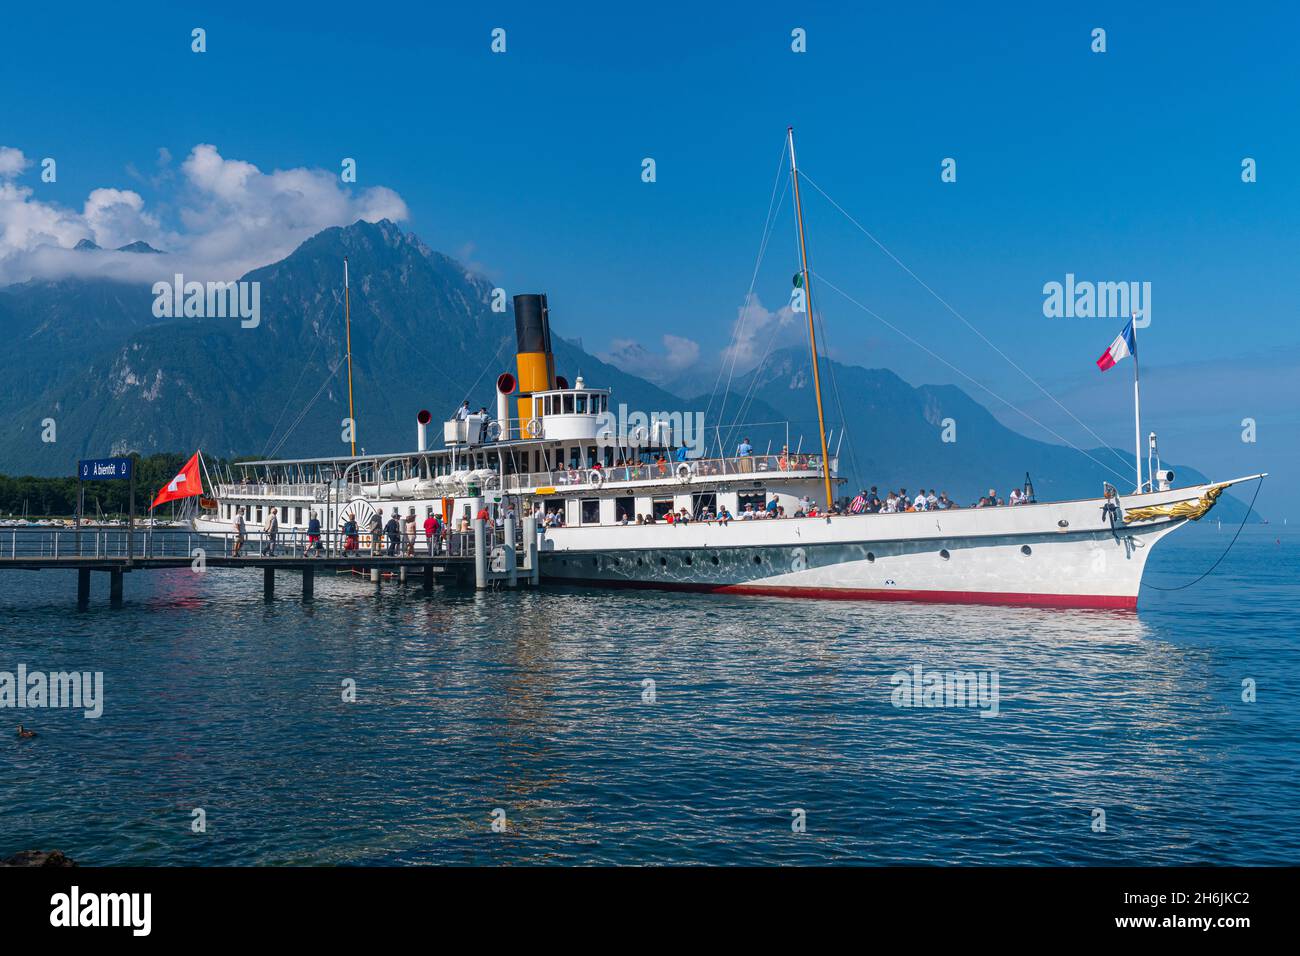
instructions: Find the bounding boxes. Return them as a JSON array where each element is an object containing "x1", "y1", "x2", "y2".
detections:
[{"x1": 1, "y1": 523, "x2": 1296, "y2": 865}]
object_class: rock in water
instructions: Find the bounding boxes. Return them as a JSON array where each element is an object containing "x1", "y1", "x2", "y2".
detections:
[{"x1": 0, "y1": 850, "x2": 77, "y2": 867}]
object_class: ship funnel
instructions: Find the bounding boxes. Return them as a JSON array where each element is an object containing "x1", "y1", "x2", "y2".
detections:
[
  {"x1": 496, "y1": 373, "x2": 516, "y2": 440},
  {"x1": 416, "y1": 408, "x2": 432, "y2": 451},
  {"x1": 513, "y1": 293, "x2": 555, "y2": 425}
]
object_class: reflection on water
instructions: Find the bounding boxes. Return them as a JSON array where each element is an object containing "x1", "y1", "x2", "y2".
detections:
[{"x1": 0, "y1": 526, "x2": 1296, "y2": 865}]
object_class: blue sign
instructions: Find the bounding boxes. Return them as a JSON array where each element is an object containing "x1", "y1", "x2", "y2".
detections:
[{"x1": 79, "y1": 457, "x2": 133, "y2": 481}]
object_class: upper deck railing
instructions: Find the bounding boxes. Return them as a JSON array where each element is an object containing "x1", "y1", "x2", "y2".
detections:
[
  {"x1": 212, "y1": 454, "x2": 829, "y2": 502},
  {"x1": 503, "y1": 454, "x2": 829, "y2": 492}
]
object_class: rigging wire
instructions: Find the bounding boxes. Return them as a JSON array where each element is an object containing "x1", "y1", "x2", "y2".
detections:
[
  {"x1": 813, "y1": 270, "x2": 1134, "y2": 486},
  {"x1": 1141, "y1": 477, "x2": 1264, "y2": 591},
  {"x1": 798, "y1": 171, "x2": 1135, "y2": 475},
  {"x1": 264, "y1": 360, "x2": 344, "y2": 460},
  {"x1": 260, "y1": 296, "x2": 341, "y2": 457},
  {"x1": 707, "y1": 137, "x2": 791, "y2": 454}
]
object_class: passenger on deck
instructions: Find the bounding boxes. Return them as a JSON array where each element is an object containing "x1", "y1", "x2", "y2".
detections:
[{"x1": 385, "y1": 509, "x2": 401, "y2": 555}]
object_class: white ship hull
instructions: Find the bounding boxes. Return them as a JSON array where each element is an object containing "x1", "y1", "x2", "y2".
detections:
[
  {"x1": 193, "y1": 477, "x2": 1251, "y2": 609},
  {"x1": 535, "y1": 479, "x2": 1250, "y2": 609}
]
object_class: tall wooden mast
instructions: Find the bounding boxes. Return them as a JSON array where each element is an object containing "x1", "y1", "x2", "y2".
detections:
[
  {"x1": 344, "y1": 256, "x2": 356, "y2": 457},
  {"x1": 788, "y1": 127, "x2": 835, "y2": 509}
]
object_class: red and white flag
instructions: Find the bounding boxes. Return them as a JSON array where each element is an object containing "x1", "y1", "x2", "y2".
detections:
[
  {"x1": 152, "y1": 452, "x2": 204, "y2": 509},
  {"x1": 1096, "y1": 319, "x2": 1137, "y2": 372}
]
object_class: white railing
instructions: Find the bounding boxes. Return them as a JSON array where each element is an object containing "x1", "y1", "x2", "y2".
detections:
[{"x1": 502, "y1": 455, "x2": 827, "y2": 492}]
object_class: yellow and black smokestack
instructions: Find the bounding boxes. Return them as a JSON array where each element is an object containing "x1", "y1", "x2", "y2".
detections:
[{"x1": 514, "y1": 293, "x2": 555, "y2": 424}]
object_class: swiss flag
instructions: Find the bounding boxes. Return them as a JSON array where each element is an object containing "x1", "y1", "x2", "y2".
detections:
[{"x1": 152, "y1": 452, "x2": 204, "y2": 509}]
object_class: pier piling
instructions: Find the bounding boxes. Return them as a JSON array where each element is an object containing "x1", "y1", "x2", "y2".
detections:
[
  {"x1": 473, "y1": 504, "x2": 486, "y2": 590},
  {"x1": 263, "y1": 567, "x2": 275, "y2": 600},
  {"x1": 77, "y1": 568, "x2": 90, "y2": 610},
  {"x1": 370, "y1": 568, "x2": 380, "y2": 584},
  {"x1": 109, "y1": 569, "x2": 123, "y2": 607},
  {"x1": 302, "y1": 567, "x2": 314, "y2": 602},
  {"x1": 422, "y1": 565, "x2": 433, "y2": 591},
  {"x1": 525, "y1": 515, "x2": 539, "y2": 586},
  {"x1": 504, "y1": 513, "x2": 517, "y2": 588}
]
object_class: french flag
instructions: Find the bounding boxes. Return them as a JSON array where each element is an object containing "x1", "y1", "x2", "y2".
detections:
[{"x1": 1096, "y1": 319, "x2": 1137, "y2": 371}]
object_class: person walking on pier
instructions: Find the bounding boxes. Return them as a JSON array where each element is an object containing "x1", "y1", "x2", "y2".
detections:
[
  {"x1": 404, "y1": 507, "x2": 417, "y2": 556},
  {"x1": 233, "y1": 506, "x2": 247, "y2": 557},
  {"x1": 306, "y1": 511, "x2": 322, "y2": 556},
  {"x1": 342, "y1": 513, "x2": 359, "y2": 557},
  {"x1": 261, "y1": 507, "x2": 279, "y2": 556},
  {"x1": 385, "y1": 509, "x2": 401, "y2": 556}
]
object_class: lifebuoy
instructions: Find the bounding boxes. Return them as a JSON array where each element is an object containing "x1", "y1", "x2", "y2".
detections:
[
  {"x1": 675, "y1": 462, "x2": 692, "y2": 482},
  {"x1": 485, "y1": 420, "x2": 502, "y2": 440},
  {"x1": 589, "y1": 469, "x2": 604, "y2": 486},
  {"x1": 526, "y1": 418, "x2": 542, "y2": 437}
]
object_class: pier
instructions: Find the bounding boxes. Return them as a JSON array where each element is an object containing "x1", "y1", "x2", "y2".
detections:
[{"x1": 0, "y1": 515, "x2": 540, "y2": 608}]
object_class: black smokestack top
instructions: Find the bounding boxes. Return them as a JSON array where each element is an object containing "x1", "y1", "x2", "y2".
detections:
[{"x1": 513, "y1": 293, "x2": 551, "y2": 354}]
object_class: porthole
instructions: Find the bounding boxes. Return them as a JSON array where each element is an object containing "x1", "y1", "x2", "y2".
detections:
[
  {"x1": 753, "y1": 555, "x2": 762, "y2": 564},
  {"x1": 636, "y1": 558, "x2": 643, "y2": 566},
  {"x1": 685, "y1": 556, "x2": 693, "y2": 566},
  {"x1": 660, "y1": 557, "x2": 667, "y2": 566},
  {"x1": 1020, "y1": 545, "x2": 1032, "y2": 556},
  {"x1": 939, "y1": 549, "x2": 950, "y2": 560},
  {"x1": 711, "y1": 555, "x2": 719, "y2": 565},
  {"x1": 1057, "y1": 519, "x2": 1069, "y2": 529},
  {"x1": 866, "y1": 552, "x2": 875, "y2": 563}
]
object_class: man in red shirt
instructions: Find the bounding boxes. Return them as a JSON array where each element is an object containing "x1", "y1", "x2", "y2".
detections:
[{"x1": 423, "y1": 508, "x2": 438, "y2": 555}]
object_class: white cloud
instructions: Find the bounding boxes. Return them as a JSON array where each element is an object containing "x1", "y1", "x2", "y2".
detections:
[
  {"x1": 0, "y1": 147, "x2": 29, "y2": 179},
  {"x1": 0, "y1": 143, "x2": 409, "y2": 286}
]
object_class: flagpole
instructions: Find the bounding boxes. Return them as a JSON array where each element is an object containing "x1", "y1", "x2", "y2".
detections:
[
  {"x1": 344, "y1": 256, "x2": 356, "y2": 458},
  {"x1": 1131, "y1": 312, "x2": 1142, "y2": 493}
]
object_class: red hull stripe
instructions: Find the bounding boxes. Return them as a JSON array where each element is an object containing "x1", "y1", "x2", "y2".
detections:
[{"x1": 551, "y1": 576, "x2": 1138, "y2": 611}]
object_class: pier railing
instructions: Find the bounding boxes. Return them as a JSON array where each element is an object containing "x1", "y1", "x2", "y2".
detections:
[{"x1": 0, "y1": 523, "x2": 523, "y2": 562}]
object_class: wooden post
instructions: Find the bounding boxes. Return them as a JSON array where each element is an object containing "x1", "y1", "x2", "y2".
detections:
[
  {"x1": 422, "y1": 564, "x2": 433, "y2": 591},
  {"x1": 263, "y1": 566, "x2": 275, "y2": 600},
  {"x1": 109, "y1": 568, "x2": 123, "y2": 607},
  {"x1": 525, "y1": 514, "x2": 540, "y2": 586},
  {"x1": 302, "y1": 566, "x2": 314, "y2": 601},
  {"x1": 77, "y1": 568, "x2": 90, "y2": 610}
]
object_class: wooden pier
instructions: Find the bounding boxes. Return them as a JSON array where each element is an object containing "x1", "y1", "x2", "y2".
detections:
[{"x1": 0, "y1": 515, "x2": 539, "y2": 608}]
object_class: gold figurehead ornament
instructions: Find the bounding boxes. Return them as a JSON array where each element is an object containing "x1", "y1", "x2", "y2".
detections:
[{"x1": 1122, "y1": 483, "x2": 1229, "y2": 524}]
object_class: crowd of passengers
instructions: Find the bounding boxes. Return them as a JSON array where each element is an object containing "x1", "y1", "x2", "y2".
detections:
[{"x1": 536, "y1": 483, "x2": 1034, "y2": 528}]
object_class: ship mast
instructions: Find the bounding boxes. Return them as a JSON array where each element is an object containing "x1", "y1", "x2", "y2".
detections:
[
  {"x1": 344, "y1": 255, "x2": 356, "y2": 457},
  {"x1": 788, "y1": 126, "x2": 834, "y2": 510}
]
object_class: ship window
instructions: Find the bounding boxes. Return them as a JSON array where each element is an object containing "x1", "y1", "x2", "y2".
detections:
[
  {"x1": 581, "y1": 499, "x2": 600, "y2": 524},
  {"x1": 738, "y1": 490, "x2": 767, "y2": 513},
  {"x1": 652, "y1": 497, "x2": 674, "y2": 520},
  {"x1": 256, "y1": 506, "x2": 263, "y2": 522},
  {"x1": 1021, "y1": 545, "x2": 1032, "y2": 556},
  {"x1": 576, "y1": 394, "x2": 587, "y2": 414},
  {"x1": 691, "y1": 492, "x2": 717, "y2": 518},
  {"x1": 587, "y1": 446, "x2": 597, "y2": 467},
  {"x1": 867, "y1": 552, "x2": 875, "y2": 562},
  {"x1": 570, "y1": 447, "x2": 582, "y2": 468},
  {"x1": 939, "y1": 549, "x2": 951, "y2": 560},
  {"x1": 615, "y1": 496, "x2": 634, "y2": 522},
  {"x1": 563, "y1": 394, "x2": 574, "y2": 414},
  {"x1": 295, "y1": 507, "x2": 303, "y2": 525},
  {"x1": 535, "y1": 397, "x2": 543, "y2": 418}
]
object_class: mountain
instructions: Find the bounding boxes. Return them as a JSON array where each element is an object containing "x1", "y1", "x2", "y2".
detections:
[{"x1": 0, "y1": 219, "x2": 1257, "y2": 522}]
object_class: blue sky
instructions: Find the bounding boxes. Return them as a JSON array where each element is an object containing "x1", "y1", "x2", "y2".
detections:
[{"x1": 1, "y1": 1, "x2": 1295, "y2": 513}]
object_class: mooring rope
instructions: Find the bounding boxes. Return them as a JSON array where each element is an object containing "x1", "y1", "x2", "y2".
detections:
[{"x1": 1141, "y1": 476, "x2": 1265, "y2": 591}]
